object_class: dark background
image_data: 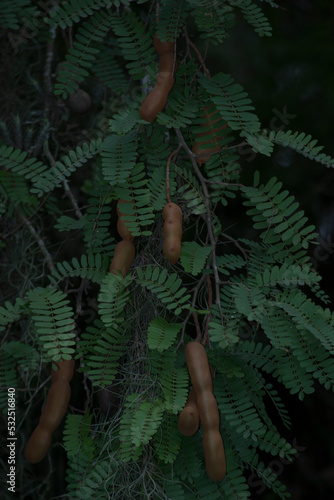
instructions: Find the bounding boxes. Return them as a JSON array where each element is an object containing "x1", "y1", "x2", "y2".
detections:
[{"x1": 219, "y1": 1, "x2": 334, "y2": 498}]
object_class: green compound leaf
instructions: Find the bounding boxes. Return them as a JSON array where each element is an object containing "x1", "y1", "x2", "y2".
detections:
[
  {"x1": 147, "y1": 317, "x2": 182, "y2": 352},
  {"x1": 180, "y1": 242, "x2": 212, "y2": 276}
]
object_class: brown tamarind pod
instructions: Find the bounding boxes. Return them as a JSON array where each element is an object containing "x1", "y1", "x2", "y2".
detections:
[
  {"x1": 139, "y1": 35, "x2": 177, "y2": 122},
  {"x1": 192, "y1": 106, "x2": 227, "y2": 164},
  {"x1": 178, "y1": 387, "x2": 200, "y2": 436},
  {"x1": 24, "y1": 426, "x2": 53, "y2": 464},
  {"x1": 25, "y1": 359, "x2": 74, "y2": 463},
  {"x1": 185, "y1": 342, "x2": 226, "y2": 481},
  {"x1": 109, "y1": 240, "x2": 135, "y2": 276},
  {"x1": 51, "y1": 359, "x2": 75, "y2": 383},
  {"x1": 163, "y1": 202, "x2": 182, "y2": 264},
  {"x1": 153, "y1": 34, "x2": 175, "y2": 55},
  {"x1": 38, "y1": 382, "x2": 71, "y2": 431}
]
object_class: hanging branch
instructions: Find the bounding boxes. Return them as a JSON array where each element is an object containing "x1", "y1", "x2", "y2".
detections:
[{"x1": 175, "y1": 128, "x2": 224, "y2": 319}]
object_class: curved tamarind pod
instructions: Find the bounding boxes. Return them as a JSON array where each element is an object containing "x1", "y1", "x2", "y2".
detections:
[
  {"x1": 192, "y1": 106, "x2": 227, "y2": 164},
  {"x1": 109, "y1": 240, "x2": 135, "y2": 276},
  {"x1": 202, "y1": 428, "x2": 226, "y2": 482},
  {"x1": 185, "y1": 342, "x2": 212, "y2": 394},
  {"x1": 51, "y1": 359, "x2": 75, "y2": 383},
  {"x1": 25, "y1": 359, "x2": 74, "y2": 463},
  {"x1": 153, "y1": 34, "x2": 175, "y2": 55},
  {"x1": 139, "y1": 36, "x2": 177, "y2": 122},
  {"x1": 178, "y1": 387, "x2": 200, "y2": 436},
  {"x1": 185, "y1": 341, "x2": 226, "y2": 481},
  {"x1": 24, "y1": 426, "x2": 53, "y2": 464},
  {"x1": 163, "y1": 202, "x2": 182, "y2": 264},
  {"x1": 39, "y1": 382, "x2": 71, "y2": 431},
  {"x1": 117, "y1": 199, "x2": 134, "y2": 241}
]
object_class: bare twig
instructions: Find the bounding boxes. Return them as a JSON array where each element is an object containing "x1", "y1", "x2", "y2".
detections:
[
  {"x1": 220, "y1": 232, "x2": 249, "y2": 262},
  {"x1": 43, "y1": 140, "x2": 83, "y2": 220},
  {"x1": 177, "y1": 273, "x2": 207, "y2": 348},
  {"x1": 193, "y1": 312, "x2": 202, "y2": 342},
  {"x1": 183, "y1": 25, "x2": 210, "y2": 79},
  {"x1": 18, "y1": 211, "x2": 55, "y2": 273}
]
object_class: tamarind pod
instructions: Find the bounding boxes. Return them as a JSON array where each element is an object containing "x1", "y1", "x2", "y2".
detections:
[
  {"x1": 109, "y1": 240, "x2": 135, "y2": 276},
  {"x1": 24, "y1": 425, "x2": 52, "y2": 464},
  {"x1": 178, "y1": 387, "x2": 200, "y2": 436},
  {"x1": 192, "y1": 107, "x2": 227, "y2": 164},
  {"x1": 185, "y1": 341, "x2": 226, "y2": 481},
  {"x1": 184, "y1": 341, "x2": 212, "y2": 394},
  {"x1": 139, "y1": 51, "x2": 177, "y2": 122},
  {"x1": 192, "y1": 142, "x2": 223, "y2": 165},
  {"x1": 25, "y1": 362, "x2": 74, "y2": 463},
  {"x1": 157, "y1": 52, "x2": 177, "y2": 86},
  {"x1": 139, "y1": 87, "x2": 169, "y2": 122},
  {"x1": 163, "y1": 202, "x2": 182, "y2": 264},
  {"x1": 203, "y1": 429, "x2": 227, "y2": 481},
  {"x1": 117, "y1": 199, "x2": 134, "y2": 241},
  {"x1": 153, "y1": 34, "x2": 175, "y2": 55},
  {"x1": 197, "y1": 390, "x2": 220, "y2": 432},
  {"x1": 51, "y1": 358, "x2": 75, "y2": 383},
  {"x1": 39, "y1": 382, "x2": 71, "y2": 432}
]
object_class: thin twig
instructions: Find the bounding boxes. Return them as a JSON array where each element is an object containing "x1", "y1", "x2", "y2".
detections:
[
  {"x1": 18, "y1": 211, "x2": 56, "y2": 273},
  {"x1": 220, "y1": 232, "x2": 249, "y2": 261},
  {"x1": 187, "y1": 37, "x2": 210, "y2": 79},
  {"x1": 194, "y1": 140, "x2": 248, "y2": 164},
  {"x1": 184, "y1": 24, "x2": 210, "y2": 79},
  {"x1": 193, "y1": 312, "x2": 202, "y2": 342},
  {"x1": 43, "y1": 140, "x2": 83, "y2": 220},
  {"x1": 177, "y1": 273, "x2": 207, "y2": 349}
]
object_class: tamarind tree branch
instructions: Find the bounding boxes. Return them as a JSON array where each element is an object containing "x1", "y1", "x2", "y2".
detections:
[
  {"x1": 177, "y1": 273, "x2": 207, "y2": 349},
  {"x1": 175, "y1": 128, "x2": 224, "y2": 320}
]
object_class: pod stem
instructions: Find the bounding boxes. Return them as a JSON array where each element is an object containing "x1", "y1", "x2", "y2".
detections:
[{"x1": 193, "y1": 311, "x2": 202, "y2": 342}]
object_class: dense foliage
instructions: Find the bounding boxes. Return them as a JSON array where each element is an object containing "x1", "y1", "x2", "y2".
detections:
[{"x1": 1, "y1": 1, "x2": 333, "y2": 499}]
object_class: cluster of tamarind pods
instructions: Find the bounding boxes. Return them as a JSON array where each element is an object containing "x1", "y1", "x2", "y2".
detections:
[{"x1": 25, "y1": 29, "x2": 226, "y2": 482}]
